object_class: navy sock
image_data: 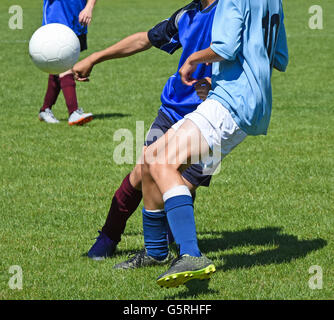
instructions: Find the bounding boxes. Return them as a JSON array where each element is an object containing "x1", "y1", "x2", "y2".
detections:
[
  {"x1": 167, "y1": 223, "x2": 174, "y2": 245},
  {"x1": 164, "y1": 195, "x2": 201, "y2": 257},
  {"x1": 142, "y1": 208, "x2": 169, "y2": 261}
]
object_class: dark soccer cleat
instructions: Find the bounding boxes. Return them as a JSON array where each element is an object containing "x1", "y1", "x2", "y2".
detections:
[
  {"x1": 156, "y1": 254, "x2": 216, "y2": 288},
  {"x1": 87, "y1": 231, "x2": 117, "y2": 260},
  {"x1": 113, "y1": 249, "x2": 174, "y2": 270}
]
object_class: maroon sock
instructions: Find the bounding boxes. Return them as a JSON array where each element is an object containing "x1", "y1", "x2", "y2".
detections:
[
  {"x1": 40, "y1": 75, "x2": 60, "y2": 112},
  {"x1": 60, "y1": 74, "x2": 79, "y2": 115},
  {"x1": 102, "y1": 174, "x2": 143, "y2": 243}
]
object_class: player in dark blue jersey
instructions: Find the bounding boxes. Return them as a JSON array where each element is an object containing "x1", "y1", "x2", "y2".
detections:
[
  {"x1": 72, "y1": 0, "x2": 218, "y2": 262},
  {"x1": 38, "y1": 0, "x2": 97, "y2": 126},
  {"x1": 141, "y1": 0, "x2": 288, "y2": 287}
]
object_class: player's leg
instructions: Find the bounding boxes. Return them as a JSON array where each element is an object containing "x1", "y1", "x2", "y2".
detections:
[
  {"x1": 137, "y1": 112, "x2": 199, "y2": 262},
  {"x1": 113, "y1": 125, "x2": 204, "y2": 269},
  {"x1": 112, "y1": 129, "x2": 200, "y2": 269},
  {"x1": 38, "y1": 74, "x2": 61, "y2": 123},
  {"x1": 88, "y1": 111, "x2": 174, "y2": 260},
  {"x1": 63, "y1": 34, "x2": 93, "y2": 126},
  {"x1": 59, "y1": 70, "x2": 79, "y2": 116},
  {"x1": 143, "y1": 121, "x2": 208, "y2": 250},
  {"x1": 144, "y1": 99, "x2": 247, "y2": 287},
  {"x1": 141, "y1": 121, "x2": 215, "y2": 287},
  {"x1": 59, "y1": 69, "x2": 93, "y2": 126},
  {"x1": 114, "y1": 131, "x2": 178, "y2": 269},
  {"x1": 101, "y1": 162, "x2": 143, "y2": 242},
  {"x1": 87, "y1": 162, "x2": 143, "y2": 260}
]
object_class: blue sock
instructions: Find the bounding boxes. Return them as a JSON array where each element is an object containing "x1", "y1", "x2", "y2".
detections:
[
  {"x1": 166, "y1": 192, "x2": 196, "y2": 245},
  {"x1": 164, "y1": 194, "x2": 201, "y2": 257},
  {"x1": 142, "y1": 208, "x2": 169, "y2": 261}
]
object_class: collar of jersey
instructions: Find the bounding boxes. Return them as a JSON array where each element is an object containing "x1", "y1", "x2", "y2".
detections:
[{"x1": 199, "y1": 0, "x2": 218, "y2": 14}]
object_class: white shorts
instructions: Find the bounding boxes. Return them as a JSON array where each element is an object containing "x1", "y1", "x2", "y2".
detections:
[{"x1": 172, "y1": 99, "x2": 247, "y2": 175}]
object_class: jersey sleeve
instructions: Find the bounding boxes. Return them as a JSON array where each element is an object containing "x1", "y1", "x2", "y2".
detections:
[
  {"x1": 210, "y1": 0, "x2": 243, "y2": 61},
  {"x1": 273, "y1": 13, "x2": 289, "y2": 72},
  {"x1": 147, "y1": 7, "x2": 184, "y2": 54}
]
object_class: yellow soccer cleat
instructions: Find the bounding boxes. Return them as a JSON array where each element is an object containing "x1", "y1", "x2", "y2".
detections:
[{"x1": 157, "y1": 254, "x2": 216, "y2": 288}]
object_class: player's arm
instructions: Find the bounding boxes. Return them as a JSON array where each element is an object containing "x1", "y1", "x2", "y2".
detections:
[
  {"x1": 79, "y1": 0, "x2": 97, "y2": 26},
  {"x1": 179, "y1": 48, "x2": 223, "y2": 86},
  {"x1": 73, "y1": 4, "x2": 183, "y2": 81},
  {"x1": 72, "y1": 32, "x2": 152, "y2": 81},
  {"x1": 273, "y1": 14, "x2": 289, "y2": 72},
  {"x1": 180, "y1": 0, "x2": 243, "y2": 86}
]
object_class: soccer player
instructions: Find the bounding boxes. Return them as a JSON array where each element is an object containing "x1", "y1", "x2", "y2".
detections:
[
  {"x1": 38, "y1": 0, "x2": 97, "y2": 126},
  {"x1": 72, "y1": 0, "x2": 218, "y2": 264},
  {"x1": 140, "y1": 0, "x2": 289, "y2": 287}
]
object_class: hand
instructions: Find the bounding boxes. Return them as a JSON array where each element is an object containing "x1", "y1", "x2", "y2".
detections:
[
  {"x1": 79, "y1": 6, "x2": 93, "y2": 26},
  {"x1": 194, "y1": 77, "x2": 212, "y2": 101},
  {"x1": 72, "y1": 56, "x2": 94, "y2": 82},
  {"x1": 179, "y1": 58, "x2": 198, "y2": 86}
]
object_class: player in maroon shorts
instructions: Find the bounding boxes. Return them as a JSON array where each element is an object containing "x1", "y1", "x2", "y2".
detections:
[{"x1": 38, "y1": 0, "x2": 97, "y2": 126}]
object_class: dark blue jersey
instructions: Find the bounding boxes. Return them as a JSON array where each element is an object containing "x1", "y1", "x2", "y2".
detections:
[
  {"x1": 148, "y1": 0, "x2": 218, "y2": 122},
  {"x1": 42, "y1": 0, "x2": 87, "y2": 36}
]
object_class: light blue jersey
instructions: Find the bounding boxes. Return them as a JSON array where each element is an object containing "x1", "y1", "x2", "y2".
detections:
[{"x1": 208, "y1": 0, "x2": 288, "y2": 136}]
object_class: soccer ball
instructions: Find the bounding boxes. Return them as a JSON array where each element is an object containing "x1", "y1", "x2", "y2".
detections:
[{"x1": 29, "y1": 23, "x2": 80, "y2": 74}]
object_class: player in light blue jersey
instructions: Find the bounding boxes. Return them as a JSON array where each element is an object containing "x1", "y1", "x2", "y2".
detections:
[
  {"x1": 72, "y1": 0, "x2": 218, "y2": 263},
  {"x1": 140, "y1": 0, "x2": 288, "y2": 288},
  {"x1": 207, "y1": 0, "x2": 289, "y2": 135},
  {"x1": 38, "y1": 0, "x2": 97, "y2": 126}
]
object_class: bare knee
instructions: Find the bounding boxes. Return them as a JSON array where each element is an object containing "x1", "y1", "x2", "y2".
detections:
[
  {"x1": 147, "y1": 160, "x2": 173, "y2": 187},
  {"x1": 148, "y1": 162, "x2": 162, "y2": 182},
  {"x1": 143, "y1": 149, "x2": 162, "y2": 182}
]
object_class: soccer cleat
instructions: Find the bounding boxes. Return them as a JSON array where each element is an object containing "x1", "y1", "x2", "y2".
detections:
[
  {"x1": 38, "y1": 108, "x2": 60, "y2": 123},
  {"x1": 156, "y1": 254, "x2": 216, "y2": 288},
  {"x1": 113, "y1": 249, "x2": 174, "y2": 270},
  {"x1": 87, "y1": 231, "x2": 117, "y2": 261},
  {"x1": 68, "y1": 108, "x2": 93, "y2": 126}
]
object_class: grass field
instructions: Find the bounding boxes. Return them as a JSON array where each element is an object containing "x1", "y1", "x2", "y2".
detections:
[{"x1": 0, "y1": 0, "x2": 333, "y2": 300}]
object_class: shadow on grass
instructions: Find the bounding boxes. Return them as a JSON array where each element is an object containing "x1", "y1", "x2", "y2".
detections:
[
  {"x1": 82, "y1": 227, "x2": 326, "y2": 299},
  {"x1": 198, "y1": 227, "x2": 327, "y2": 271},
  {"x1": 93, "y1": 112, "x2": 130, "y2": 120},
  {"x1": 164, "y1": 227, "x2": 326, "y2": 299},
  {"x1": 59, "y1": 112, "x2": 130, "y2": 121}
]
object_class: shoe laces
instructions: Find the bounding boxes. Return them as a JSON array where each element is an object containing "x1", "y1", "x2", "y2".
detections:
[
  {"x1": 126, "y1": 249, "x2": 146, "y2": 263},
  {"x1": 170, "y1": 255, "x2": 183, "y2": 268},
  {"x1": 169, "y1": 253, "x2": 192, "y2": 267}
]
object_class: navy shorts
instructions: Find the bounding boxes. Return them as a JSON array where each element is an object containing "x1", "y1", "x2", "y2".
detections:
[{"x1": 145, "y1": 110, "x2": 212, "y2": 187}]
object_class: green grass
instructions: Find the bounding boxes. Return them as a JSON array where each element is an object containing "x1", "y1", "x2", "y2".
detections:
[{"x1": 1, "y1": 0, "x2": 333, "y2": 300}]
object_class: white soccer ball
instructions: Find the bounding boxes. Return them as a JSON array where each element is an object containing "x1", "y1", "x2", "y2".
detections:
[{"x1": 29, "y1": 23, "x2": 81, "y2": 74}]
